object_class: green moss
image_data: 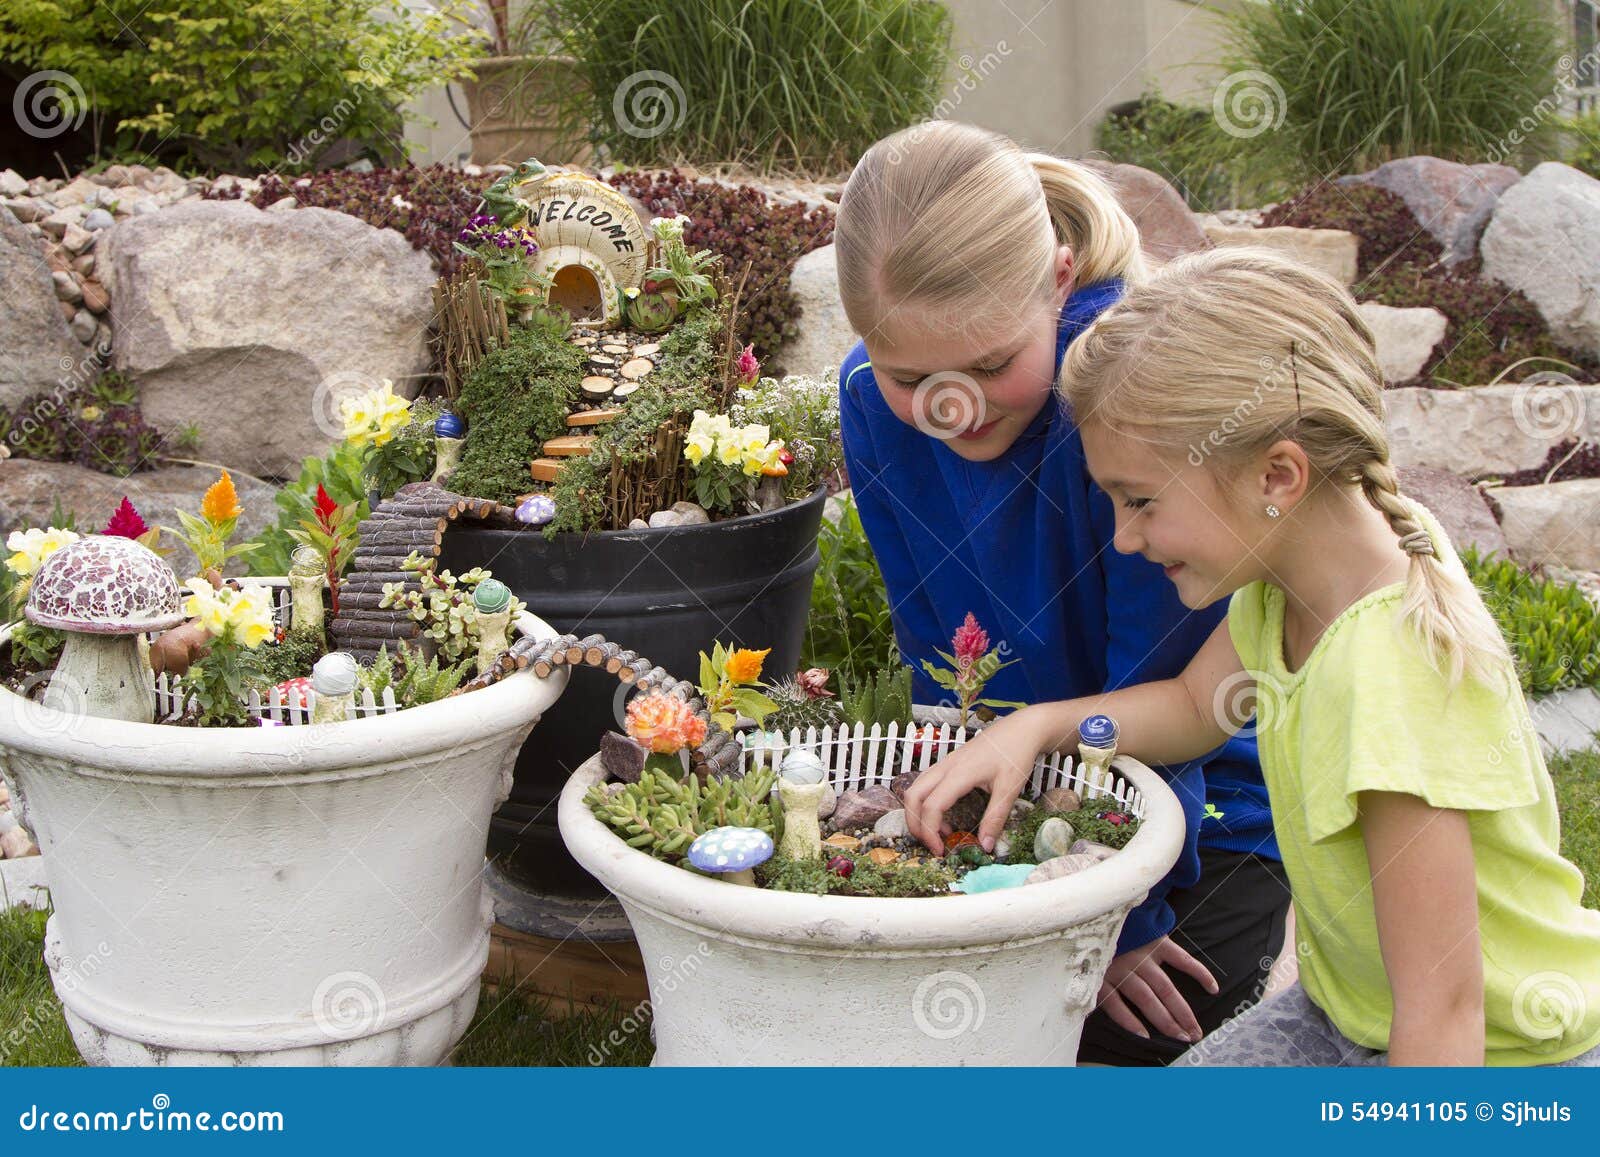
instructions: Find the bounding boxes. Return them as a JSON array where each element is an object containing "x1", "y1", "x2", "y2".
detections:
[
  {"x1": 448, "y1": 326, "x2": 584, "y2": 505},
  {"x1": 250, "y1": 624, "x2": 327, "y2": 690},
  {"x1": 1006, "y1": 801, "x2": 1140, "y2": 866},
  {"x1": 756, "y1": 851, "x2": 957, "y2": 897}
]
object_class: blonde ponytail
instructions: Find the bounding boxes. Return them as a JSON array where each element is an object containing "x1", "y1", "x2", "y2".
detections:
[
  {"x1": 1062, "y1": 246, "x2": 1514, "y2": 691},
  {"x1": 1026, "y1": 154, "x2": 1146, "y2": 287},
  {"x1": 835, "y1": 121, "x2": 1143, "y2": 343}
]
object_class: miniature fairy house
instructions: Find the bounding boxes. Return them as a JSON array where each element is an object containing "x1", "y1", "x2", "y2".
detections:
[{"x1": 513, "y1": 170, "x2": 649, "y2": 326}]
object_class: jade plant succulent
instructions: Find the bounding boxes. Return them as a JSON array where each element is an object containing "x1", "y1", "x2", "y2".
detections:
[{"x1": 585, "y1": 764, "x2": 778, "y2": 862}]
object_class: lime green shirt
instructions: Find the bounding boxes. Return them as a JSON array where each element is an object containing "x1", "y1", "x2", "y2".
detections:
[{"x1": 1227, "y1": 501, "x2": 1600, "y2": 1065}]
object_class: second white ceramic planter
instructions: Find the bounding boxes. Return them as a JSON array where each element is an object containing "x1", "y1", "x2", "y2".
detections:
[{"x1": 559, "y1": 746, "x2": 1184, "y2": 1066}]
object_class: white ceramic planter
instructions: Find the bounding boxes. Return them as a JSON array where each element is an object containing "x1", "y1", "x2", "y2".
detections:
[
  {"x1": 0, "y1": 612, "x2": 568, "y2": 1066},
  {"x1": 559, "y1": 745, "x2": 1184, "y2": 1066}
]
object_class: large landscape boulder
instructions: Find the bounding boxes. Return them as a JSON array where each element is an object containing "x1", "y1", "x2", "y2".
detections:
[
  {"x1": 1341, "y1": 156, "x2": 1520, "y2": 266},
  {"x1": 1487, "y1": 478, "x2": 1600, "y2": 571},
  {"x1": 1082, "y1": 160, "x2": 1209, "y2": 265},
  {"x1": 0, "y1": 207, "x2": 94, "y2": 411},
  {"x1": 1384, "y1": 384, "x2": 1600, "y2": 477},
  {"x1": 1202, "y1": 222, "x2": 1358, "y2": 285},
  {"x1": 101, "y1": 200, "x2": 436, "y2": 479},
  {"x1": 0, "y1": 459, "x2": 278, "y2": 578},
  {"x1": 778, "y1": 243, "x2": 857, "y2": 378},
  {"x1": 1480, "y1": 163, "x2": 1600, "y2": 359},
  {"x1": 1357, "y1": 303, "x2": 1447, "y2": 383},
  {"x1": 1395, "y1": 466, "x2": 1509, "y2": 559}
]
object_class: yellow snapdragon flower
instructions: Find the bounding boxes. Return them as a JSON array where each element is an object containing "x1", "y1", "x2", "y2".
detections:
[{"x1": 5, "y1": 527, "x2": 80, "y2": 578}]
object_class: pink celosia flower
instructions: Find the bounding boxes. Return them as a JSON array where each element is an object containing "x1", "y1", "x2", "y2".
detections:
[
  {"x1": 736, "y1": 343, "x2": 760, "y2": 384},
  {"x1": 951, "y1": 612, "x2": 989, "y2": 670}
]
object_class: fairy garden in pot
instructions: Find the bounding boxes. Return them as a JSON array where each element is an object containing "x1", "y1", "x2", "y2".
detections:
[
  {"x1": 390, "y1": 158, "x2": 841, "y2": 553},
  {"x1": 1, "y1": 471, "x2": 531, "y2": 728},
  {"x1": 584, "y1": 613, "x2": 1145, "y2": 899}
]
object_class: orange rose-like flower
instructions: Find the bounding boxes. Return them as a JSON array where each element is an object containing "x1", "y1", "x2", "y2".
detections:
[
  {"x1": 625, "y1": 692, "x2": 708, "y2": 754},
  {"x1": 724, "y1": 647, "x2": 770, "y2": 684},
  {"x1": 200, "y1": 470, "x2": 242, "y2": 523}
]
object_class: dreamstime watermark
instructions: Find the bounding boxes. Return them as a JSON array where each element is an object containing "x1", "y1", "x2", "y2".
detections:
[
  {"x1": 2, "y1": 937, "x2": 111, "y2": 1065},
  {"x1": 1511, "y1": 969, "x2": 1588, "y2": 1041},
  {"x1": 309, "y1": 368, "x2": 384, "y2": 441},
  {"x1": 911, "y1": 371, "x2": 985, "y2": 441},
  {"x1": 612, "y1": 70, "x2": 687, "y2": 140},
  {"x1": 584, "y1": 941, "x2": 713, "y2": 1065},
  {"x1": 310, "y1": 970, "x2": 387, "y2": 1041},
  {"x1": 1485, "y1": 49, "x2": 1600, "y2": 166},
  {"x1": 911, "y1": 968, "x2": 986, "y2": 1040},
  {"x1": 883, "y1": 41, "x2": 1013, "y2": 166},
  {"x1": 1210, "y1": 667, "x2": 1288, "y2": 742},
  {"x1": 1211, "y1": 70, "x2": 1286, "y2": 140},
  {"x1": 6, "y1": 350, "x2": 112, "y2": 456},
  {"x1": 278, "y1": 50, "x2": 408, "y2": 172},
  {"x1": 13, "y1": 70, "x2": 88, "y2": 140},
  {"x1": 1508, "y1": 370, "x2": 1592, "y2": 443},
  {"x1": 8, "y1": 669, "x2": 90, "y2": 744},
  {"x1": 1185, "y1": 342, "x2": 1311, "y2": 467}
]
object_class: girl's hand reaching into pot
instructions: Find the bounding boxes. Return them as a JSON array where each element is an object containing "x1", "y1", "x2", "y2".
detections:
[{"x1": 902, "y1": 707, "x2": 1049, "y2": 855}]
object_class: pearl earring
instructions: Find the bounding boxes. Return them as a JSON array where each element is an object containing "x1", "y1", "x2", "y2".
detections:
[{"x1": 1265, "y1": 504, "x2": 1281, "y2": 519}]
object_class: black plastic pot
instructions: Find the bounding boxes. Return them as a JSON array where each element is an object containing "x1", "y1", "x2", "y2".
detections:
[{"x1": 438, "y1": 487, "x2": 826, "y2": 935}]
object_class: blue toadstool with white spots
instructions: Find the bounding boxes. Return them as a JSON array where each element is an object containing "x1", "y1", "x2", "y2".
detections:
[{"x1": 686, "y1": 825, "x2": 774, "y2": 887}]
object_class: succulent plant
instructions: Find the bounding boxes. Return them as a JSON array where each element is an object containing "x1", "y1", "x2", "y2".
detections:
[
  {"x1": 586, "y1": 764, "x2": 778, "y2": 862},
  {"x1": 379, "y1": 552, "x2": 523, "y2": 664},
  {"x1": 838, "y1": 665, "x2": 913, "y2": 729}
]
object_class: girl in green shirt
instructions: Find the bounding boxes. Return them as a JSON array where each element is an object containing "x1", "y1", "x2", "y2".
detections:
[{"x1": 903, "y1": 246, "x2": 1600, "y2": 1067}]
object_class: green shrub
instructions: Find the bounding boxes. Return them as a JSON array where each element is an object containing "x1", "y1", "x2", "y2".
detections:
[
  {"x1": 0, "y1": 0, "x2": 484, "y2": 173},
  {"x1": 1219, "y1": 0, "x2": 1564, "y2": 178},
  {"x1": 247, "y1": 442, "x2": 372, "y2": 577},
  {"x1": 1463, "y1": 547, "x2": 1600, "y2": 696},
  {"x1": 544, "y1": 0, "x2": 953, "y2": 173},
  {"x1": 1558, "y1": 113, "x2": 1600, "y2": 180},
  {"x1": 1093, "y1": 90, "x2": 1292, "y2": 211},
  {"x1": 801, "y1": 495, "x2": 898, "y2": 682},
  {"x1": 448, "y1": 328, "x2": 585, "y2": 506}
]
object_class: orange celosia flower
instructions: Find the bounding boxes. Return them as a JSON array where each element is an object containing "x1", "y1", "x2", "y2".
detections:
[
  {"x1": 724, "y1": 647, "x2": 770, "y2": 684},
  {"x1": 200, "y1": 470, "x2": 242, "y2": 523},
  {"x1": 625, "y1": 692, "x2": 708, "y2": 754}
]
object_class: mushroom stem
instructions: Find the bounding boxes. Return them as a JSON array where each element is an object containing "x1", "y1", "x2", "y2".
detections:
[
  {"x1": 723, "y1": 868, "x2": 757, "y2": 887},
  {"x1": 47, "y1": 632, "x2": 153, "y2": 723}
]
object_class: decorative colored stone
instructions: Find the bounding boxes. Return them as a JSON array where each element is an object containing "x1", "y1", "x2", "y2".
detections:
[
  {"x1": 1033, "y1": 816, "x2": 1075, "y2": 862},
  {"x1": 873, "y1": 808, "x2": 908, "y2": 839},
  {"x1": 866, "y1": 847, "x2": 899, "y2": 866},
  {"x1": 830, "y1": 785, "x2": 898, "y2": 829},
  {"x1": 1037, "y1": 787, "x2": 1081, "y2": 813},
  {"x1": 515, "y1": 493, "x2": 558, "y2": 526},
  {"x1": 434, "y1": 411, "x2": 465, "y2": 439},
  {"x1": 953, "y1": 863, "x2": 1034, "y2": 894},
  {"x1": 826, "y1": 855, "x2": 854, "y2": 878},
  {"x1": 955, "y1": 844, "x2": 993, "y2": 867},
  {"x1": 471, "y1": 578, "x2": 511, "y2": 615},
  {"x1": 945, "y1": 831, "x2": 979, "y2": 851},
  {"x1": 822, "y1": 833, "x2": 861, "y2": 853}
]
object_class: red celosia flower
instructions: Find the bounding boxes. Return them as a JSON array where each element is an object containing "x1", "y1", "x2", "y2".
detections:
[
  {"x1": 952, "y1": 612, "x2": 989, "y2": 670},
  {"x1": 314, "y1": 483, "x2": 338, "y2": 525},
  {"x1": 102, "y1": 497, "x2": 149, "y2": 539}
]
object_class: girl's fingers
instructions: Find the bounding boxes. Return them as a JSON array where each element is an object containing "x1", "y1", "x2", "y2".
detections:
[
  {"x1": 1157, "y1": 938, "x2": 1220, "y2": 995},
  {"x1": 976, "y1": 793, "x2": 1013, "y2": 852},
  {"x1": 1137, "y1": 962, "x2": 1202, "y2": 1042},
  {"x1": 1098, "y1": 984, "x2": 1148, "y2": 1039},
  {"x1": 1122, "y1": 971, "x2": 1188, "y2": 1042}
]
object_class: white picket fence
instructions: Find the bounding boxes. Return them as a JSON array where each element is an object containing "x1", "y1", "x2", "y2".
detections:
[
  {"x1": 739, "y1": 720, "x2": 1146, "y2": 819},
  {"x1": 146, "y1": 577, "x2": 404, "y2": 724}
]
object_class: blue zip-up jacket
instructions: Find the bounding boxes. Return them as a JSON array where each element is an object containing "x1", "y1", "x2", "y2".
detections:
[{"x1": 839, "y1": 279, "x2": 1278, "y2": 953}]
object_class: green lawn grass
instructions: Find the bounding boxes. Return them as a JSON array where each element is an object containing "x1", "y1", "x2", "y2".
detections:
[{"x1": 4, "y1": 746, "x2": 1597, "y2": 1067}]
